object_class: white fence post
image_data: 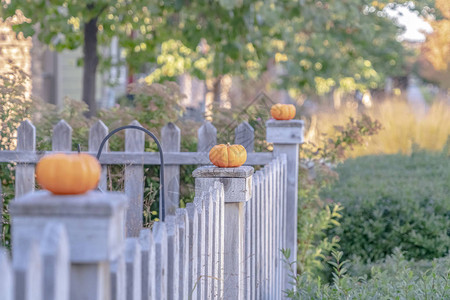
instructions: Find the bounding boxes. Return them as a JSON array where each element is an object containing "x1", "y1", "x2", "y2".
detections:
[
  {"x1": 89, "y1": 120, "x2": 109, "y2": 191},
  {"x1": 15, "y1": 120, "x2": 36, "y2": 197},
  {"x1": 10, "y1": 191, "x2": 128, "y2": 300},
  {"x1": 193, "y1": 166, "x2": 254, "y2": 300},
  {"x1": 0, "y1": 248, "x2": 13, "y2": 300},
  {"x1": 266, "y1": 119, "x2": 304, "y2": 289}
]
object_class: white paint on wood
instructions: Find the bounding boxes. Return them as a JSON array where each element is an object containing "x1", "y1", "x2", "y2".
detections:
[
  {"x1": 213, "y1": 181, "x2": 225, "y2": 299},
  {"x1": 125, "y1": 238, "x2": 142, "y2": 300},
  {"x1": 110, "y1": 254, "x2": 126, "y2": 300},
  {"x1": 13, "y1": 241, "x2": 42, "y2": 300},
  {"x1": 166, "y1": 215, "x2": 179, "y2": 300},
  {"x1": 153, "y1": 222, "x2": 168, "y2": 300},
  {"x1": 265, "y1": 120, "x2": 304, "y2": 144},
  {"x1": 125, "y1": 120, "x2": 145, "y2": 237},
  {"x1": 41, "y1": 222, "x2": 70, "y2": 300},
  {"x1": 139, "y1": 229, "x2": 155, "y2": 300},
  {"x1": 89, "y1": 120, "x2": 109, "y2": 191},
  {"x1": 175, "y1": 208, "x2": 189, "y2": 300},
  {"x1": 197, "y1": 121, "x2": 217, "y2": 153},
  {"x1": 185, "y1": 203, "x2": 198, "y2": 300},
  {"x1": 52, "y1": 120, "x2": 72, "y2": 151},
  {"x1": 161, "y1": 123, "x2": 181, "y2": 215},
  {"x1": 70, "y1": 262, "x2": 110, "y2": 300},
  {"x1": 15, "y1": 120, "x2": 35, "y2": 197},
  {"x1": 235, "y1": 121, "x2": 254, "y2": 152},
  {"x1": 0, "y1": 248, "x2": 13, "y2": 300},
  {"x1": 193, "y1": 196, "x2": 205, "y2": 300},
  {"x1": 202, "y1": 192, "x2": 213, "y2": 299}
]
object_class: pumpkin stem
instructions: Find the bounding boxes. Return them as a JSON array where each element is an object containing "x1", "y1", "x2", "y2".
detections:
[
  {"x1": 227, "y1": 142, "x2": 231, "y2": 146},
  {"x1": 77, "y1": 144, "x2": 81, "y2": 154}
]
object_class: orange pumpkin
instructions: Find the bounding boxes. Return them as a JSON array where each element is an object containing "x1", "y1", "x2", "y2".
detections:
[
  {"x1": 270, "y1": 104, "x2": 296, "y2": 120},
  {"x1": 209, "y1": 143, "x2": 247, "y2": 168},
  {"x1": 36, "y1": 153, "x2": 101, "y2": 195}
]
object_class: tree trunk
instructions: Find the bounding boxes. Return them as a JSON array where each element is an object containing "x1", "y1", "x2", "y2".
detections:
[
  {"x1": 212, "y1": 75, "x2": 222, "y2": 104},
  {"x1": 82, "y1": 17, "x2": 99, "y2": 118}
]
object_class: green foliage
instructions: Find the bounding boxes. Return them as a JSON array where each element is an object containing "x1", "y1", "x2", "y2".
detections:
[
  {"x1": 322, "y1": 151, "x2": 450, "y2": 263},
  {"x1": 284, "y1": 249, "x2": 450, "y2": 299}
]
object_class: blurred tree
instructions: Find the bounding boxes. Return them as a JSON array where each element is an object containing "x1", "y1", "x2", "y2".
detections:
[
  {"x1": 1, "y1": 0, "x2": 438, "y2": 115},
  {"x1": 418, "y1": 0, "x2": 450, "y2": 90}
]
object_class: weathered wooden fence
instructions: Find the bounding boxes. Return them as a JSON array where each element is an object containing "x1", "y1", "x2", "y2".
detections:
[{"x1": 0, "y1": 118, "x2": 304, "y2": 300}]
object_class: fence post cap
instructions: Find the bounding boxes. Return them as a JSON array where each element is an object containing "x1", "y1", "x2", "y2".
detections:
[
  {"x1": 266, "y1": 120, "x2": 304, "y2": 144},
  {"x1": 192, "y1": 166, "x2": 254, "y2": 178},
  {"x1": 11, "y1": 191, "x2": 128, "y2": 263}
]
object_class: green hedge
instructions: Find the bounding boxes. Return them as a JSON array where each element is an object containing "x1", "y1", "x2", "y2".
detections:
[{"x1": 321, "y1": 151, "x2": 450, "y2": 262}]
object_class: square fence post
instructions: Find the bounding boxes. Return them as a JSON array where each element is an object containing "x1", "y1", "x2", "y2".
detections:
[
  {"x1": 193, "y1": 166, "x2": 253, "y2": 300},
  {"x1": 10, "y1": 191, "x2": 128, "y2": 300},
  {"x1": 266, "y1": 119, "x2": 304, "y2": 291}
]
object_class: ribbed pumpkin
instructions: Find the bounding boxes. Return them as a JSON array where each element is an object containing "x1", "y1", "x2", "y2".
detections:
[
  {"x1": 209, "y1": 143, "x2": 247, "y2": 168},
  {"x1": 270, "y1": 104, "x2": 296, "y2": 120},
  {"x1": 36, "y1": 153, "x2": 101, "y2": 195}
]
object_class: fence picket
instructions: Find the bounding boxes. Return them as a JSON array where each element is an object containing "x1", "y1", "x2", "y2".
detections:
[
  {"x1": 213, "y1": 181, "x2": 225, "y2": 298},
  {"x1": 125, "y1": 120, "x2": 145, "y2": 237},
  {"x1": 202, "y1": 192, "x2": 214, "y2": 299},
  {"x1": 185, "y1": 203, "x2": 199, "y2": 300},
  {"x1": 254, "y1": 172, "x2": 262, "y2": 299},
  {"x1": 15, "y1": 120, "x2": 36, "y2": 197},
  {"x1": 0, "y1": 249, "x2": 13, "y2": 300},
  {"x1": 244, "y1": 191, "x2": 251, "y2": 300},
  {"x1": 197, "y1": 121, "x2": 217, "y2": 153},
  {"x1": 209, "y1": 184, "x2": 220, "y2": 298},
  {"x1": 153, "y1": 222, "x2": 168, "y2": 300},
  {"x1": 13, "y1": 241, "x2": 42, "y2": 300},
  {"x1": 41, "y1": 223, "x2": 70, "y2": 300},
  {"x1": 52, "y1": 120, "x2": 72, "y2": 151},
  {"x1": 89, "y1": 120, "x2": 109, "y2": 191},
  {"x1": 176, "y1": 208, "x2": 189, "y2": 299},
  {"x1": 166, "y1": 215, "x2": 179, "y2": 300},
  {"x1": 110, "y1": 254, "x2": 126, "y2": 300},
  {"x1": 263, "y1": 167, "x2": 269, "y2": 297},
  {"x1": 126, "y1": 238, "x2": 142, "y2": 300},
  {"x1": 274, "y1": 159, "x2": 281, "y2": 299},
  {"x1": 235, "y1": 121, "x2": 255, "y2": 152},
  {"x1": 194, "y1": 196, "x2": 206, "y2": 300},
  {"x1": 161, "y1": 123, "x2": 181, "y2": 215},
  {"x1": 139, "y1": 229, "x2": 155, "y2": 300}
]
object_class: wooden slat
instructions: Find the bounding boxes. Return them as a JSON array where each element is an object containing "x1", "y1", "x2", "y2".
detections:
[
  {"x1": 166, "y1": 216, "x2": 179, "y2": 300},
  {"x1": 213, "y1": 181, "x2": 225, "y2": 299},
  {"x1": 0, "y1": 248, "x2": 13, "y2": 300},
  {"x1": 193, "y1": 196, "x2": 205, "y2": 300},
  {"x1": 202, "y1": 192, "x2": 213, "y2": 299},
  {"x1": 13, "y1": 241, "x2": 42, "y2": 300},
  {"x1": 185, "y1": 203, "x2": 198, "y2": 300},
  {"x1": 209, "y1": 184, "x2": 220, "y2": 298},
  {"x1": 250, "y1": 173, "x2": 258, "y2": 300},
  {"x1": 267, "y1": 164, "x2": 274, "y2": 298},
  {"x1": 280, "y1": 155, "x2": 288, "y2": 290},
  {"x1": 52, "y1": 120, "x2": 72, "y2": 151},
  {"x1": 125, "y1": 120, "x2": 145, "y2": 237},
  {"x1": 153, "y1": 222, "x2": 168, "y2": 300},
  {"x1": 125, "y1": 238, "x2": 142, "y2": 300},
  {"x1": 274, "y1": 159, "x2": 281, "y2": 299},
  {"x1": 139, "y1": 229, "x2": 155, "y2": 300},
  {"x1": 110, "y1": 254, "x2": 126, "y2": 300},
  {"x1": 89, "y1": 120, "x2": 109, "y2": 191},
  {"x1": 161, "y1": 122, "x2": 181, "y2": 215},
  {"x1": 244, "y1": 189, "x2": 251, "y2": 300},
  {"x1": 255, "y1": 172, "x2": 262, "y2": 300},
  {"x1": 15, "y1": 120, "x2": 36, "y2": 197},
  {"x1": 0, "y1": 150, "x2": 274, "y2": 166},
  {"x1": 263, "y1": 167, "x2": 269, "y2": 297},
  {"x1": 175, "y1": 208, "x2": 189, "y2": 300},
  {"x1": 235, "y1": 121, "x2": 254, "y2": 152},
  {"x1": 197, "y1": 122, "x2": 217, "y2": 152},
  {"x1": 41, "y1": 223, "x2": 70, "y2": 300}
]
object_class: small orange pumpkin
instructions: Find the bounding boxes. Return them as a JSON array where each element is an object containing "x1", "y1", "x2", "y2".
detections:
[
  {"x1": 36, "y1": 153, "x2": 101, "y2": 195},
  {"x1": 209, "y1": 143, "x2": 247, "y2": 168},
  {"x1": 270, "y1": 104, "x2": 296, "y2": 120}
]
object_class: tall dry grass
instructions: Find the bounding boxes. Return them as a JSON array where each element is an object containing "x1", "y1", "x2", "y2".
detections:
[{"x1": 306, "y1": 99, "x2": 450, "y2": 157}]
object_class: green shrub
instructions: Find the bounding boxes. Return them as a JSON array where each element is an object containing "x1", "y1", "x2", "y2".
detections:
[
  {"x1": 321, "y1": 151, "x2": 450, "y2": 263},
  {"x1": 285, "y1": 250, "x2": 450, "y2": 299}
]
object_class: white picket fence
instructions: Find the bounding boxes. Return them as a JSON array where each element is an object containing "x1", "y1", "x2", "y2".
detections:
[{"x1": 0, "y1": 118, "x2": 304, "y2": 300}]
